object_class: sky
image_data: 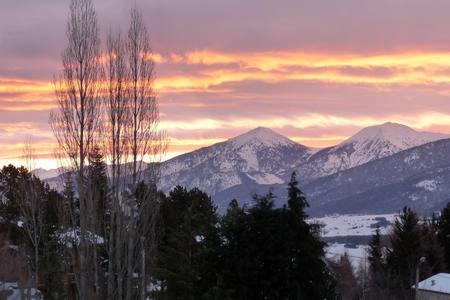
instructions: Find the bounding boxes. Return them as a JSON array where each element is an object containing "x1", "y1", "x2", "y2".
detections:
[{"x1": 3, "y1": 0, "x2": 450, "y2": 169}]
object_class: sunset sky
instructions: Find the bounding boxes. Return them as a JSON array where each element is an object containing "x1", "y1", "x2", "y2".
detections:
[{"x1": 3, "y1": 0, "x2": 450, "y2": 169}]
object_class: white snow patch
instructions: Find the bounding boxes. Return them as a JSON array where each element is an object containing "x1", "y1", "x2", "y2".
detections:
[
  {"x1": 57, "y1": 228, "x2": 104, "y2": 248},
  {"x1": 237, "y1": 144, "x2": 259, "y2": 171},
  {"x1": 195, "y1": 235, "x2": 205, "y2": 243},
  {"x1": 409, "y1": 194, "x2": 420, "y2": 202},
  {"x1": 0, "y1": 282, "x2": 42, "y2": 300},
  {"x1": 415, "y1": 180, "x2": 438, "y2": 192},
  {"x1": 326, "y1": 243, "x2": 369, "y2": 269},
  {"x1": 246, "y1": 173, "x2": 284, "y2": 185},
  {"x1": 404, "y1": 151, "x2": 420, "y2": 164},
  {"x1": 309, "y1": 214, "x2": 396, "y2": 237}
]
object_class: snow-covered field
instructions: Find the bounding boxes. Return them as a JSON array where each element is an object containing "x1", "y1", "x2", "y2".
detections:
[
  {"x1": 309, "y1": 213, "x2": 397, "y2": 237},
  {"x1": 308, "y1": 214, "x2": 398, "y2": 268},
  {"x1": 325, "y1": 243, "x2": 368, "y2": 269}
]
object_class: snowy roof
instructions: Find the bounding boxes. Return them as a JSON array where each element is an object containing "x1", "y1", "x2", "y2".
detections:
[{"x1": 415, "y1": 273, "x2": 450, "y2": 294}]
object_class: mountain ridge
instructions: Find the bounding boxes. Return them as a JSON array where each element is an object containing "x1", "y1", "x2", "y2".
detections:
[{"x1": 37, "y1": 122, "x2": 450, "y2": 215}]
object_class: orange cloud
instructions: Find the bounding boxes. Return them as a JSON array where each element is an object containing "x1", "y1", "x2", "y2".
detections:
[{"x1": 5, "y1": 50, "x2": 450, "y2": 168}]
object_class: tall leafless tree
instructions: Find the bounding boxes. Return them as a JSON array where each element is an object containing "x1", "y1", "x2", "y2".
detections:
[
  {"x1": 16, "y1": 142, "x2": 45, "y2": 295},
  {"x1": 127, "y1": 7, "x2": 163, "y2": 186},
  {"x1": 124, "y1": 8, "x2": 166, "y2": 300},
  {"x1": 103, "y1": 28, "x2": 131, "y2": 299},
  {"x1": 51, "y1": 2, "x2": 166, "y2": 298},
  {"x1": 50, "y1": 0, "x2": 101, "y2": 298}
]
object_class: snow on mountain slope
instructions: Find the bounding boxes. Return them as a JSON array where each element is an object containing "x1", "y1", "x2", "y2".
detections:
[
  {"x1": 304, "y1": 138, "x2": 450, "y2": 215},
  {"x1": 38, "y1": 123, "x2": 450, "y2": 215},
  {"x1": 299, "y1": 122, "x2": 449, "y2": 180},
  {"x1": 159, "y1": 127, "x2": 312, "y2": 195}
]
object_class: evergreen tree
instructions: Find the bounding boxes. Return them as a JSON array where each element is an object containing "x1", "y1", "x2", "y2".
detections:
[
  {"x1": 87, "y1": 146, "x2": 109, "y2": 233},
  {"x1": 220, "y1": 180, "x2": 335, "y2": 300},
  {"x1": 0, "y1": 165, "x2": 65, "y2": 299},
  {"x1": 367, "y1": 227, "x2": 388, "y2": 297},
  {"x1": 0, "y1": 165, "x2": 29, "y2": 230},
  {"x1": 155, "y1": 186, "x2": 223, "y2": 300},
  {"x1": 287, "y1": 171, "x2": 309, "y2": 218},
  {"x1": 386, "y1": 207, "x2": 422, "y2": 297},
  {"x1": 420, "y1": 219, "x2": 446, "y2": 275},
  {"x1": 437, "y1": 202, "x2": 450, "y2": 271}
]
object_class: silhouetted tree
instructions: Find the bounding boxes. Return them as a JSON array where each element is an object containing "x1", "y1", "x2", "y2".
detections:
[
  {"x1": 329, "y1": 253, "x2": 361, "y2": 300},
  {"x1": 437, "y1": 202, "x2": 450, "y2": 271},
  {"x1": 155, "y1": 186, "x2": 222, "y2": 300},
  {"x1": 220, "y1": 177, "x2": 335, "y2": 300}
]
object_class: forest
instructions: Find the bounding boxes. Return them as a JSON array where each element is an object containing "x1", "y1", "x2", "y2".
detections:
[{"x1": 1, "y1": 163, "x2": 450, "y2": 299}]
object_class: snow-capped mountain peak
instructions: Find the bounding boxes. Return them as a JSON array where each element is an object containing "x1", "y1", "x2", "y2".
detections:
[
  {"x1": 229, "y1": 127, "x2": 296, "y2": 148},
  {"x1": 340, "y1": 122, "x2": 448, "y2": 150},
  {"x1": 300, "y1": 122, "x2": 450, "y2": 180},
  {"x1": 159, "y1": 127, "x2": 311, "y2": 202}
]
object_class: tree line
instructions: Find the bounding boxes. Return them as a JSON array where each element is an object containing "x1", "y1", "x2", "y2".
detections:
[
  {"x1": 329, "y1": 204, "x2": 450, "y2": 300},
  {"x1": 0, "y1": 166, "x2": 336, "y2": 299},
  {"x1": 2, "y1": 162, "x2": 450, "y2": 299}
]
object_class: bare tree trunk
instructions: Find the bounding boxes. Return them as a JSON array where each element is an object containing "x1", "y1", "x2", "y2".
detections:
[
  {"x1": 126, "y1": 225, "x2": 135, "y2": 300},
  {"x1": 127, "y1": 7, "x2": 161, "y2": 186},
  {"x1": 126, "y1": 8, "x2": 165, "y2": 298},
  {"x1": 17, "y1": 142, "x2": 44, "y2": 293},
  {"x1": 141, "y1": 237, "x2": 146, "y2": 300},
  {"x1": 50, "y1": 0, "x2": 101, "y2": 298},
  {"x1": 104, "y1": 28, "x2": 131, "y2": 299}
]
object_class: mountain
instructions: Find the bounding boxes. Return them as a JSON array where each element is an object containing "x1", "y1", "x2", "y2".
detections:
[
  {"x1": 214, "y1": 138, "x2": 450, "y2": 215},
  {"x1": 159, "y1": 127, "x2": 312, "y2": 195},
  {"x1": 38, "y1": 123, "x2": 450, "y2": 215},
  {"x1": 298, "y1": 122, "x2": 449, "y2": 180},
  {"x1": 304, "y1": 138, "x2": 450, "y2": 215},
  {"x1": 160, "y1": 123, "x2": 448, "y2": 197}
]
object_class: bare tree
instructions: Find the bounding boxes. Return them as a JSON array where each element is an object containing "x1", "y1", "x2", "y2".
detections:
[
  {"x1": 127, "y1": 7, "x2": 163, "y2": 186},
  {"x1": 16, "y1": 142, "x2": 45, "y2": 296},
  {"x1": 124, "y1": 8, "x2": 166, "y2": 300},
  {"x1": 51, "y1": 2, "x2": 166, "y2": 298},
  {"x1": 102, "y1": 27, "x2": 131, "y2": 299},
  {"x1": 50, "y1": 0, "x2": 101, "y2": 298},
  {"x1": 102, "y1": 10, "x2": 166, "y2": 299}
]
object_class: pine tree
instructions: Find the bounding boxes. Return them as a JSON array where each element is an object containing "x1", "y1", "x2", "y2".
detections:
[
  {"x1": 285, "y1": 177, "x2": 335, "y2": 300},
  {"x1": 287, "y1": 172, "x2": 309, "y2": 218},
  {"x1": 220, "y1": 185, "x2": 335, "y2": 300},
  {"x1": 420, "y1": 219, "x2": 446, "y2": 275},
  {"x1": 368, "y1": 227, "x2": 387, "y2": 296},
  {"x1": 87, "y1": 146, "x2": 109, "y2": 233},
  {"x1": 438, "y1": 202, "x2": 450, "y2": 271},
  {"x1": 386, "y1": 207, "x2": 422, "y2": 297},
  {"x1": 155, "y1": 187, "x2": 223, "y2": 299}
]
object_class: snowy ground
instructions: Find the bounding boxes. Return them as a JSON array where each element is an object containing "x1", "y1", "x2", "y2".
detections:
[
  {"x1": 0, "y1": 282, "x2": 42, "y2": 300},
  {"x1": 308, "y1": 214, "x2": 397, "y2": 268},
  {"x1": 309, "y1": 213, "x2": 397, "y2": 237},
  {"x1": 325, "y1": 243, "x2": 369, "y2": 269}
]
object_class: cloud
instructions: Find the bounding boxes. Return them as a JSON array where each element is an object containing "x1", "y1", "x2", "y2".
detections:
[{"x1": 3, "y1": 0, "x2": 450, "y2": 168}]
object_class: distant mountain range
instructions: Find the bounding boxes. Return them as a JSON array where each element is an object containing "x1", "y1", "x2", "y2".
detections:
[{"x1": 37, "y1": 122, "x2": 450, "y2": 215}]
